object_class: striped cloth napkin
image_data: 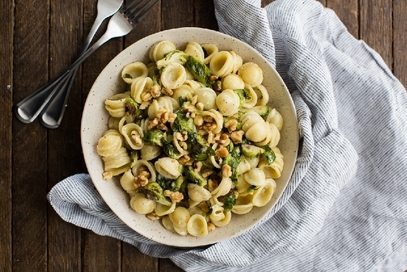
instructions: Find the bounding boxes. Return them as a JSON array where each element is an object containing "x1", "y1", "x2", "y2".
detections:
[{"x1": 47, "y1": 0, "x2": 407, "y2": 271}]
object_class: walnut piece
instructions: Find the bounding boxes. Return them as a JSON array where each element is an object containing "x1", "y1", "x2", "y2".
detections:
[{"x1": 164, "y1": 190, "x2": 184, "y2": 203}]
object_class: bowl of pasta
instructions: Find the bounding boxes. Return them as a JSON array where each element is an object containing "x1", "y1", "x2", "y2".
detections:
[{"x1": 81, "y1": 27, "x2": 298, "y2": 247}]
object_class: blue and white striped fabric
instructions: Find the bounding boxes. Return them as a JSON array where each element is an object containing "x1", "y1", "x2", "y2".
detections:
[{"x1": 47, "y1": 0, "x2": 407, "y2": 271}]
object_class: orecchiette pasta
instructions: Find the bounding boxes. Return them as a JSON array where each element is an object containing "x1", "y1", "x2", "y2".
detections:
[
  {"x1": 238, "y1": 62, "x2": 263, "y2": 87},
  {"x1": 97, "y1": 40, "x2": 286, "y2": 237},
  {"x1": 121, "y1": 62, "x2": 148, "y2": 84}
]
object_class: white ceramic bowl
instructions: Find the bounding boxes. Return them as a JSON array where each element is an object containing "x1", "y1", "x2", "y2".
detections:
[{"x1": 81, "y1": 27, "x2": 298, "y2": 247}]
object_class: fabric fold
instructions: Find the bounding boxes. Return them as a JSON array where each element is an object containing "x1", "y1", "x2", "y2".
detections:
[{"x1": 47, "y1": 0, "x2": 407, "y2": 271}]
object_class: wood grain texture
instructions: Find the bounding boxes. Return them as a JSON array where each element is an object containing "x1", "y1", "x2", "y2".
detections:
[
  {"x1": 2, "y1": 1, "x2": 406, "y2": 272},
  {"x1": 0, "y1": 0, "x2": 13, "y2": 270},
  {"x1": 393, "y1": 0, "x2": 407, "y2": 88},
  {"x1": 360, "y1": 0, "x2": 393, "y2": 67},
  {"x1": 12, "y1": 0, "x2": 50, "y2": 271}
]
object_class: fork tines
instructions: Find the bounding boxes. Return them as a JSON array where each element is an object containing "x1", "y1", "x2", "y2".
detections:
[{"x1": 121, "y1": 0, "x2": 160, "y2": 25}]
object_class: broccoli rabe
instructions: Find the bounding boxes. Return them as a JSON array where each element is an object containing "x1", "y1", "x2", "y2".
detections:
[
  {"x1": 223, "y1": 189, "x2": 239, "y2": 212},
  {"x1": 156, "y1": 174, "x2": 187, "y2": 193},
  {"x1": 241, "y1": 144, "x2": 264, "y2": 158},
  {"x1": 184, "y1": 56, "x2": 215, "y2": 87},
  {"x1": 184, "y1": 166, "x2": 207, "y2": 186},
  {"x1": 262, "y1": 145, "x2": 276, "y2": 165},
  {"x1": 247, "y1": 185, "x2": 259, "y2": 194},
  {"x1": 222, "y1": 144, "x2": 241, "y2": 181},
  {"x1": 187, "y1": 132, "x2": 215, "y2": 161},
  {"x1": 150, "y1": 65, "x2": 162, "y2": 85},
  {"x1": 239, "y1": 105, "x2": 270, "y2": 118},
  {"x1": 124, "y1": 97, "x2": 144, "y2": 120},
  {"x1": 223, "y1": 116, "x2": 242, "y2": 131},
  {"x1": 143, "y1": 129, "x2": 168, "y2": 146},
  {"x1": 137, "y1": 182, "x2": 172, "y2": 206},
  {"x1": 162, "y1": 142, "x2": 183, "y2": 159},
  {"x1": 156, "y1": 50, "x2": 189, "y2": 69},
  {"x1": 172, "y1": 110, "x2": 196, "y2": 133},
  {"x1": 233, "y1": 89, "x2": 247, "y2": 108}
]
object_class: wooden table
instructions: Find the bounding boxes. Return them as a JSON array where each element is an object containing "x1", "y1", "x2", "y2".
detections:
[{"x1": 1, "y1": 0, "x2": 406, "y2": 271}]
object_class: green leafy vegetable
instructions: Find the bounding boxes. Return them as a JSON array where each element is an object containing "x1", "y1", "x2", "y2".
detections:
[
  {"x1": 143, "y1": 129, "x2": 168, "y2": 146},
  {"x1": 223, "y1": 189, "x2": 239, "y2": 212},
  {"x1": 184, "y1": 56, "x2": 215, "y2": 87},
  {"x1": 137, "y1": 182, "x2": 172, "y2": 206}
]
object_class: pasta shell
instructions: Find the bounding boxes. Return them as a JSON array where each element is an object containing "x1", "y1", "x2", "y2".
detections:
[
  {"x1": 121, "y1": 62, "x2": 148, "y2": 84},
  {"x1": 215, "y1": 89, "x2": 240, "y2": 117},
  {"x1": 149, "y1": 40, "x2": 176, "y2": 62},
  {"x1": 121, "y1": 123, "x2": 144, "y2": 150},
  {"x1": 187, "y1": 214, "x2": 208, "y2": 237},
  {"x1": 130, "y1": 193, "x2": 156, "y2": 214},
  {"x1": 160, "y1": 62, "x2": 187, "y2": 89},
  {"x1": 238, "y1": 62, "x2": 263, "y2": 87},
  {"x1": 209, "y1": 51, "x2": 234, "y2": 77},
  {"x1": 154, "y1": 157, "x2": 182, "y2": 179},
  {"x1": 251, "y1": 178, "x2": 276, "y2": 207}
]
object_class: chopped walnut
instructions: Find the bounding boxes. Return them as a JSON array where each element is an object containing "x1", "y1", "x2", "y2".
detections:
[
  {"x1": 207, "y1": 132, "x2": 215, "y2": 144},
  {"x1": 131, "y1": 130, "x2": 142, "y2": 145},
  {"x1": 221, "y1": 164, "x2": 232, "y2": 178},
  {"x1": 230, "y1": 130, "x2": 245, "y2": 144},
  {"x1": 102, "y1": 171, "x2": 113, "y2": 180},
  {"x1": 161, "y1": 87, "x2": 173, "y2": 96},
  {"x1": 150, "y1": 85, "x2": 161, "y2": 98},
  {"x1": 147, "y1": 118, "x2": 159, "y2": 130},
  {"x1": 174, "y1": 131, "x2": 188, "y2": 142},
  {"x1": 216, "y1": 145, "x2": 229, "y2": 158},
  {"x1": 194, "y1": 115, "x2": 204, "y2": 126},
  {"x1": 213, "y1": 81, "x2": 222, "y2": 91},
  {"x1": 179, "y1": 154, "x2": 193, "y2": 165},
  {"x1": 195, "y1": 102, "x2": 204, "y2": 111},
  {"x1": 201, "y1": 168, "x2": 214, "y2": 178},
  {"x1": 139, "y1": 101, "x2": 151, "y2": 110},
  {"x1": 167, "y1": 112, "x2": 177, "y2": 123},
  {"x1": 146, "y1": 212, "x2": 160, "y2": 221},
  {"x1": 191, "y1": 95, "x2": 198, "y2": 105},
  {"x1": 224, "y1": 119, "x2": 238, "y2": 132},
  {"x1": 193, "y1": 161, "x2": 203, "y2": 172},
  {"x1": 207, "y1": 222, "x2": 216, "y2": 232},
  {"x1": 141, "y1": 91, "x2": 153, "y2": 102},
  {"x1": 209, "y1": 75, "x2": 219, "y2": 81},
  {"x1": 133, "y1": 170, "x2": 150, "y2": 188},
  {"x1": 164, "y1": 190, "x2": 184, "y2": 203},
  {"x1": 141, "y1": 84, "x2": 161, "y2": 102},
  {"x1": 218, "y1": 133, "x2": 230, "y2": 146}
]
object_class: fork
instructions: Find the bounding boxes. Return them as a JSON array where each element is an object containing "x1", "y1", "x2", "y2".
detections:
[
  {"x1": 38, "y1": 0, "x2": 124, "y2": 129},
  {"x1": 13, "y1": 0, "x2": 123, "y2": 126},
  {"x1": 14, "y1": 0, "x2": 160, "y2": 128}
]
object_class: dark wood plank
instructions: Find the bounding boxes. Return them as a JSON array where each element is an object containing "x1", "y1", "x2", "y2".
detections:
[
  {"x1": 122, "y1": 243, "x2": 158, "y2": 272},
  {"x1": 393, "y1": 0, "x2": 407, "y2": 88},
  {"x1": 80, "y1": 0, "x2": 125, "y2": 270},
  {"x1": 193, "y1": 1, "x2": 218, "y2": 30},
  {"x1": 162, "y1": 0, "x2": 194, "y2": 29},
  {"x1": 46, "y1": 0, "x2": 84, "y2": 271},
  {"x1": 159, "y1": 258, "x2": 184, "y2": 272},
  {"x1": 12, "y1": 0, "x2": 50, "y2": 271},
  {"x1": 0, "y1": 0, "x2": 13, "y2": 270},
  {"x1": 121, "y1": 3, "x2": 162, "y2": 271},
  {"x1": 360, "y1": 0, "x2": 393, "y2": 67},
  {"x1": 124, "y1": 0, "x2": 161, "y2": 46},
  {"x1": 82, "y1": 233, "x2": 121, "y2": 272},
  {"x1": 327, "y1": 0, "x2": 359, "y2": 38}
]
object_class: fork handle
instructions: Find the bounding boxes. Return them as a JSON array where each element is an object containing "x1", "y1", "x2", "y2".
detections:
[
  {"x1": 38, "y1": 14, "x2": 106, "y2": 128},
  {"x1": 14, "y1": 35, "x2": 110, "y2": 124}
]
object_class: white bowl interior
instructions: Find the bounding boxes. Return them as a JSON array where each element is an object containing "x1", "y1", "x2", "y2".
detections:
[{"x1": 81, "y1": 27, "x2": 298, "y2": 247}]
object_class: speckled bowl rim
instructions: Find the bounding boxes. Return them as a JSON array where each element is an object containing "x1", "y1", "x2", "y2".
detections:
[{"x1": 81, "y1": 27, "x2": 298, "y2": 247}]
